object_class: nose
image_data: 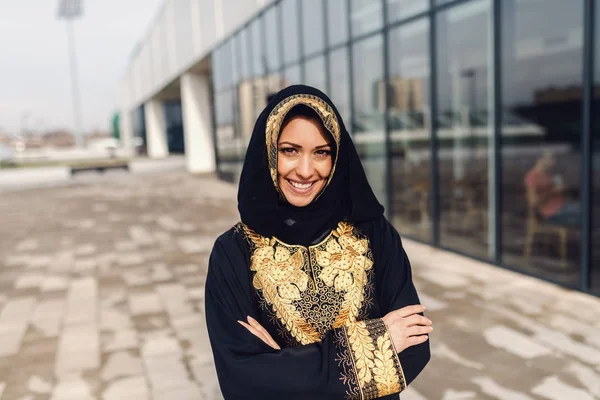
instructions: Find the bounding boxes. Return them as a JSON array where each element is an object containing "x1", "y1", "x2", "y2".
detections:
[{"x1": 296, "y1": 153, "x2": 314, "y2": 180}]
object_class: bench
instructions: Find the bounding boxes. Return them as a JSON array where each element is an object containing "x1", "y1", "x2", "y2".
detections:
[{"x1": 69, "y1": 162, "x2": 129, "y2": 176}]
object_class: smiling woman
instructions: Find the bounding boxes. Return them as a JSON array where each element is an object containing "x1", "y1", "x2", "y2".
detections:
[
  {"x1": 205, "y1": 85, "x2": 431, "y2": 400},
  {"x1": 277, "y1": 105, "x2": 334, "y2": 207}
]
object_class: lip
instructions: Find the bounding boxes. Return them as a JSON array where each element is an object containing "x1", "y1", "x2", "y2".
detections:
[{"x1": 286, "y1": 179, "x2": 316, "y2": 195}]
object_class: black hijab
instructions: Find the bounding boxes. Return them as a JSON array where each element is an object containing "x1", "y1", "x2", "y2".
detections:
[{"x1": 237, "y1": 85, "x2": 383, "y2": 246}]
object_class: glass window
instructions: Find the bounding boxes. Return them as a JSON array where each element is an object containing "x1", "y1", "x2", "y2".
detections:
[
  {"x1": 329, "y1": 46, "x2": 351, "y2": 129},
  {"x1": 435, "y1": 0, "x2": 492, "y2": 259},
  {"x1": 239, "y1": 28, "x2": 252, "y2": 80},
  {"x1": 304, "y1": 55, "x2": 326, "y2": 92},
  {"x1": 216, "y1": 90, "x2": 244, "y2": 182},
  {"x1": 282, "y1": 0, "x2": 301, "y2": 64},
  {"x1": 350, "y1": 0, "x2": 383, "y2": 38},
  {"x1": 327, "y1": 0, "x2": 349, "y2": 47},
  {"x1": 250, "y1": 17, "x2": 264, "y2": 77},
  {"x1": 302, "y1": 0, "x2": 325, "y2": 57},
  {"x1": 264, "y1": 6, "x2": 281, "y2": 72},
  {"x1": 231, "y1": 35, "x2": 240, "y2": 88},
  {"x1": 212, "y1": 44, "x2": 232, "y2": 91},
  {"x1": 387, "y1": 0, "x2": 428, "y2": 23},
  {"x1": 501, "y1": 0, "x2": 583, "y2": 285},
  {"x1": 164, "y1": 102, "x2": 185, "y2": 154},
  {"x1": 352, "y1": 34, "x2": 386, "y2": 204},
  {"x1": 388, "y1": 18, "x2": 431, "y2": 241},
  {"x1": 590, "y1": 1, "x2": 600, "y2": 293},
  {"x1": 284, "y1": 64, "x2": 302, "y2": 86}
]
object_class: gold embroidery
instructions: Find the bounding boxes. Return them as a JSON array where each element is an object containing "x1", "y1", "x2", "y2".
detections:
[
  {"x1": 315, "y1": 222, "x2": 374, "y2": 328},
  {"x1": 265, "y1": 94, "x2": 341, "y2": 200},
  {"x1": 244, "y1": 228, "x2": 320, "y2": 344},
  {"x1": 337, "y1": 319, "x2": 405, "y2": 399},
  {"x1": 239, "y1": 222, "x2": 374, "y2": 345},
  {"x1": 373, "y1": 334, "x2": 401, "y2": 395},
  {"x1": 347, "y1": 321, "x2": 375, "y2": 387}
]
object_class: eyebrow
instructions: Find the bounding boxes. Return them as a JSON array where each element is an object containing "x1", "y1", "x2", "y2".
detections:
[{"x1": 278, "y1": 141, "x2": 332, "y2": 149}]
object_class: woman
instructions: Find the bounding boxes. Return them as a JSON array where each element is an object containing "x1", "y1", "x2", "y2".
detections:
[{"x1": 205, "y1": 85, "x2": 431, "y2": 400}]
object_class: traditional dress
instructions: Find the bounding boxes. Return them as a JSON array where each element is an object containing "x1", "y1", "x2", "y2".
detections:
[{"x1": 205, "y1": 85, "x2": 430, "y2": 399}]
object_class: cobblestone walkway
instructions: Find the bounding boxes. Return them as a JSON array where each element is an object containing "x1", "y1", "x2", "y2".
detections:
[{"x1": 0, "y1": 171, "x2": 599, "y2": 399}]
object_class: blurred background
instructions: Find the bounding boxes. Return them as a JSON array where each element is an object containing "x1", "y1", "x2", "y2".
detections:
[
  {"x1": 1, "y1": 0, "x2": 600, "y2": 399},
  {"x1": 119, "y1": 0, "x2": 600, "y2": 295}
]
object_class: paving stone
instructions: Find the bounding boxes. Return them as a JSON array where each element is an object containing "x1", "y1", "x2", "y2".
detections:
[
  {"x1": 101, "y1": 351, "x2": 143, "y2": 382},
  {"x1": 102, "y1": 376, "x2": 149, "y2": 400},
  {"x1": 28, "y1": 375, "x2": 52, "y2": 394},
  {"x1": 55, "y1": 324, "x2": 99, "y2": 374},
  {"x1": 128, "y1": 292, "x2": 163, "y2": 316},
  {"x1": 102, "y1": 330, "x2": 138, "y2": 353},
  {"x1": 51, "y1": 374, "x2": 95, "y2": 400}
]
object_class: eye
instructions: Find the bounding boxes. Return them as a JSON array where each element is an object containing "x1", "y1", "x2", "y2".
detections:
[
  {"x1": 315, "y1": 149, "x2": 331, "y2": 157},
  {"x1": 279, "y1": 147, "x2": 297, "y2": 155}
]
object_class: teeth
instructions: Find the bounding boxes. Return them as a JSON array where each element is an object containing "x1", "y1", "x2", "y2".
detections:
[{"x1": 289, "y1": 180, "x2": 313, "y2": 189}]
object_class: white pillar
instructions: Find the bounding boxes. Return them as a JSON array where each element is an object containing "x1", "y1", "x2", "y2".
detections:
[
  {"x1": 145, "y1": 98, "x2": 169, "y2": 159},
  {"x1": 119, "y1": 109, "x2": 135, "y2": 157},
  {"x1": 181, "y1": 72, "x2": 216, "y2": 174}
]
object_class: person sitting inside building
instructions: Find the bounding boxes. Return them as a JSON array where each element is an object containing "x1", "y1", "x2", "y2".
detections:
[{"x1": 525, "y1": 151, "x2": 580, "y2": 227}]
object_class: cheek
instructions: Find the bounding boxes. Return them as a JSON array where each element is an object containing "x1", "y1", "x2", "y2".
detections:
[
  {"x1": 277, "y1": 157, "x2": 291, "y2": 179},
  {"x1": 318, "y1": 158, "x2": 333, "y2": 179}
]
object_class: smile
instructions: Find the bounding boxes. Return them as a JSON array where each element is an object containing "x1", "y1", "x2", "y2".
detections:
[{"x1": 287, "y1": 179, "x2": 316, "y2": 193}]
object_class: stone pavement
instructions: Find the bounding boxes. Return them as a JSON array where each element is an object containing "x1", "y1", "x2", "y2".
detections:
[{"x1": 0, "y1": 171, "x2": 598, "y2": 400}]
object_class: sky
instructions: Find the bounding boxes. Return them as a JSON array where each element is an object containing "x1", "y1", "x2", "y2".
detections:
[{"x1": 0, "y1": 0, "x2": 163, "y2": 136}]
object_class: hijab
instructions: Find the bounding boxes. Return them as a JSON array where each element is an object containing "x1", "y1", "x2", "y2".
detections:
[{"x1": 237, "y1": 85, "x2": 383, "y2": 246}]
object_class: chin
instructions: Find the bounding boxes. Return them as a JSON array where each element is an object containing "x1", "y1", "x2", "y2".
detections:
[{"x1": 286, "y1": 196, "x2": 314, "y2": 207}]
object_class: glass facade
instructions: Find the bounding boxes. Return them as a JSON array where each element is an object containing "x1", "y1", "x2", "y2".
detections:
[{"x1": 210, "y1": 0, "x2": 599, "y2": 295}]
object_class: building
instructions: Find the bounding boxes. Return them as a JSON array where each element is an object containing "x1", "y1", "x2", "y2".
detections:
[{"x1": 118, "y1": 0, "x2": 600, "y2": 296}]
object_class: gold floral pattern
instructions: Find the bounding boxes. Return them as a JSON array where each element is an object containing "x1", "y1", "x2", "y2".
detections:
[
  {"x1": 238, "y1": 221, "x2": 374, "y2": 345},
  {"x1": 315, "y1": 223, "x2": 373, "y2": 328},
  {"x1": 337, "y1": 318, "x2": 406, "y2": 399}
]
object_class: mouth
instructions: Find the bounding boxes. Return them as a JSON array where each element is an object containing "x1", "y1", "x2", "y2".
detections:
[{"x1": 286, "y1": 179, "x2": 316, "y2": 195}]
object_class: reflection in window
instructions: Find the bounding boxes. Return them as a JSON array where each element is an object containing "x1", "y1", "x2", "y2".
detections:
[
  {"x1": 304, "y1": 55, "x2": 326, "y2": 92},
  {"x1": 388, "y1": 18, "x2": 431, "y2": 240},
  {"x1": 327, "y1": 0, "x2": 349, "y2": 47},
  {"x1": 501, "y1": 0, "x2": 583, "y2": 285},
  {"x1": 302, "y1": 0, "x2": 325, "y2": 57},
  {"x1": 352, "y1": 34, "x2": 386, "y2": 205},
  {"x1": 216, "y1": 90, "x2": 244, "y2": 182},
  {"x1": 238, "y1": 29, "x2": 252, "y2": 80},
  {"x1": 284, "y1": 64, "x2": 302, "y2": 87},
  {"x1": 250, "y1": 18, "x2": 264, "y2": 77},
  {"x1": 436, "y1": 0, "x2": 492, "y2": 259},
  {"x1": 282, "y1": 0, "x2": 301, "y2": 65},
  {"x1": 264, "y1": 6, "x2": 281, "y2": 72},
  {"x1": 386, "y1": 0, "x2": 428, "y2": 23},
  {"x1": 350, "y1": 0, "x2": 383, "y2": 38},
  {"x1": 329, "y1": 46, "x2": 351, "y2": 129}
]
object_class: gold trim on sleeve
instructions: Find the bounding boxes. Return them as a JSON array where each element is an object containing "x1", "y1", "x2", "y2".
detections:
[{"x1": 336, "y1": 319, "x2": 406, "y2": 399}]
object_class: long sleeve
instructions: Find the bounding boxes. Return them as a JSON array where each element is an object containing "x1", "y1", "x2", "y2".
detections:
[
  {"x1": 370, "y1": 217, "x2": 431, "y2": 386},
  {"x1": 205, "y1": 232, "x2": 350, "y2": 400}
]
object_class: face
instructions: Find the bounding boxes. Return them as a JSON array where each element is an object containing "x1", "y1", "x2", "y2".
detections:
[{"x1": 277, "y1": 116, "x2": 333, "y2": 207}]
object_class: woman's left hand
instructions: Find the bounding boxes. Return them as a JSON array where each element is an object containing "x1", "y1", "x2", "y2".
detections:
[{"x1": 238, "y1": 316, "x2": 281, "y2": 350}]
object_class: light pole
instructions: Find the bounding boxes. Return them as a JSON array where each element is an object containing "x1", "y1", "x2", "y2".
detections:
[{"x1": 57, "y1": 0, "x2": 84, "y2": 147}]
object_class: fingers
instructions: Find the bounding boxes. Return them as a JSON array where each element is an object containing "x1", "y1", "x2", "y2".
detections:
[
  {"x1": 237, "y1": 320, "x2": 269, "y2": 344},
  {"x1": 407, "y1": 334, "x2": 429, "y2": 347},
  {"x1": 248, "y1": 316, "x2": 281, "y2": 350},
  {"x1": 406, "y1": 324, "x2": 433, "y2": 337},
  {"x1": 405, "y1": 314, "x2": 433, "y2": 327},
  {"x1": 238, "y1": 317, "x2": 281, "y2": 350},
  {"x1": 397, "y1": 304, "x2": 427, "y2": 318}
]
